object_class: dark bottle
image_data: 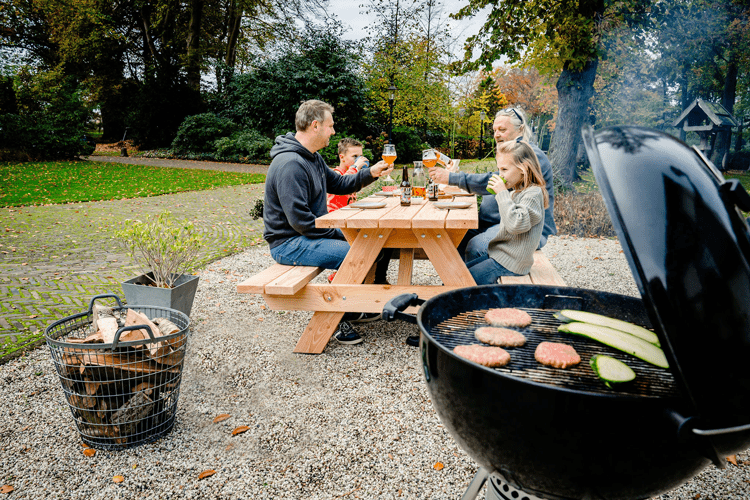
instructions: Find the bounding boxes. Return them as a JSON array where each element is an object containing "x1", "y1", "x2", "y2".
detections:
[
  {"x1": 427, "y1": 177, "x2": 438, "y2": 201},
  {"x1": 400, "y1": 165, "x2": 412, "y2": 206}
]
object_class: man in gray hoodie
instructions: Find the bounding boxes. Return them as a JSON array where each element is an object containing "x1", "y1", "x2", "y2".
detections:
[{"x1": 263, "y1": 99, "x2": 393, "y2": 344}]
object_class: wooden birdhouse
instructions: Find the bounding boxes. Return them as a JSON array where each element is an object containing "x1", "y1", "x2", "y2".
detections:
[{"x1": 673, "y1": 99, "x2": 738, "y2": 159}]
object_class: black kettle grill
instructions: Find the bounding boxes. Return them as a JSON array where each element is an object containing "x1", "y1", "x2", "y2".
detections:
[{"x1": 383, "y1": 126, "x2": 750, "y2": 500}]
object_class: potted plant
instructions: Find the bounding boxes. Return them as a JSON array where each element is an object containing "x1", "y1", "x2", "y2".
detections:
[{"x1": 116, "y1": 211, "x2": 205, "y2": 316}]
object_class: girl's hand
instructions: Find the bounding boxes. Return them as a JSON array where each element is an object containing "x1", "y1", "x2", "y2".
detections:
[{"x1": 487, "y1": 174, "x2": 507, "y2": 194}]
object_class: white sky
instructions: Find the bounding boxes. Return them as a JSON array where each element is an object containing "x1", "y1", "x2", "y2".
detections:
[{"x1": 322, "y1": 0, "x2": 488, "y2": 60}]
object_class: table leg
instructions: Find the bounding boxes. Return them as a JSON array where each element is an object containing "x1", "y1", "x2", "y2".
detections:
[
  {"x1": 414, "y1": 228, "x2": 476, "y2": 286},
  {"x1": 294, "y1": 228, "x2": 392, "y2": 354},
  {"x1": 398, "y1": 248, "x2": 414, "y2": 285}
]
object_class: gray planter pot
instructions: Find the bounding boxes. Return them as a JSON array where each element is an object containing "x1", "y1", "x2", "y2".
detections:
[{"x1": 121, "y1": 272, "x2": 199, "y2": 317}]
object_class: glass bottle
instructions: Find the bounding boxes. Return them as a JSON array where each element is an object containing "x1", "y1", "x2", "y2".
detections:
[
  {"x1": 400, "y1": 165, "x2": 412, "y2": 206},
  {"x1": 412, "y1": 161, "x2": 426, "y2": 201},
  {"x1": 427, "y1": 176, "x2": 438, "y2": 201}
]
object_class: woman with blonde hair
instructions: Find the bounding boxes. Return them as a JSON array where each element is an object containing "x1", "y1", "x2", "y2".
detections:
[{"x1": 465, "y1": 140, "x2": 548, "y2": 284}]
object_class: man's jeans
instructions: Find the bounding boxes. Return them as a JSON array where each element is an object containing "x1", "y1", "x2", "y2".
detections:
[
  {"x1": 270, "y1": 235, "x2": 392, "y2": 281},
  {"x1": 270, "y1": 235, "x2": 351, "y2": 269},
  {"x1": 466, "y1": 254, "x2": 522, "y2": 285}
]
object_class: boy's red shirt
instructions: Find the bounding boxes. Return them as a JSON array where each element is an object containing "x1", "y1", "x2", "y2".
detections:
[{"x1": 326, "y1": 163, "x2": 359, "y2": 212}]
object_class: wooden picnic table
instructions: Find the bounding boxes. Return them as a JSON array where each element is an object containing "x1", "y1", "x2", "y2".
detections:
[
  {"x1": 268, "y1": 190, "x2": 477, "y2": 353},
  {"x1": 238, "y1": 186, "x2": 566, "y2": 354}
]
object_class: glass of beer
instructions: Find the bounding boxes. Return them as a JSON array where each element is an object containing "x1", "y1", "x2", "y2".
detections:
[
  {"x1": 382, "y1": 144, "x2": 397, "y2": 165},
  {"x1": 381, "y1": 144, "x2": 397, "y2": 192},
  {"x1": 422, "y1": 148, "x2": 438, "y2": 169}
]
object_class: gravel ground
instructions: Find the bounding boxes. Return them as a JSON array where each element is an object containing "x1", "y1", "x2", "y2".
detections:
[{"x1": 2, "y1": 235, "x2": 748, "y2": 499}]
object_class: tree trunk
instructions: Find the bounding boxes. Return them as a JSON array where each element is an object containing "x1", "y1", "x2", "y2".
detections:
[
  {"x1": 186, "y1": 0, "x2": 204, "y2": 91},
  {"x1": 710, "y1": 58, "x2": 738, "y2": 169},
  {"x1": 550, "y1": 58, "x2": 598, "y2": 185},
  {"x1": 679, "y1": 64, "x2": 689, "y2": 142},
  {"x1": 225, "y1": 1, "x2": 242, "y2": 69}
]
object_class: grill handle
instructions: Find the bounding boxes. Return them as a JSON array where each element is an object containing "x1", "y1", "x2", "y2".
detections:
[{"x1": 382, "y1": 293, "x2": 424, "y2": 324}]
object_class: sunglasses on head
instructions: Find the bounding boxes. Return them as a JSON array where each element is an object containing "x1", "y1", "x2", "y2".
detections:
[{"x1": 503, "y1": 107, "x2": 523, "y2": 123}]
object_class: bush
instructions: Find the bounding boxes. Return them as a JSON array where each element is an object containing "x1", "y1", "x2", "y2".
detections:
[
  {"x1": 214, "y1": 129, "x2": 273, "y2": 161},
  {"x1": 727, "y1": 150, "x2": 750, "y2": 171},
  {"x1": 318, "y1": 133, "x2": 373, "y2": 166},
  {"x1": 0, "y1": 76, "x2": 93, "y2": 160},
  {"x1": 172, "y1": 113, "x2": 238, "y2": 153},
  {"x1": 554, "y1": 191, "x2": 616, "y2": 238}
]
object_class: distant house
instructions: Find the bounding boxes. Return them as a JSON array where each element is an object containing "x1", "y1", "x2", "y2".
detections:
[{"x1": 673, "y1": 99, "x2": 738, "y2": 164}]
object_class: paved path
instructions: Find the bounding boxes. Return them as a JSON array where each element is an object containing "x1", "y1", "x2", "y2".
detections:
[{"x1": 1, "y1": 157, "x2": 268, "y2": 363}]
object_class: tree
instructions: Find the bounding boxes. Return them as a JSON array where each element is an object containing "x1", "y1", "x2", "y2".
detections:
[
  {"x1": 452, "y1": 0, "x2": 658, "y2": 184},
  {"x1": 214, "y1": 25, "x2": 369, "y2": 137}
]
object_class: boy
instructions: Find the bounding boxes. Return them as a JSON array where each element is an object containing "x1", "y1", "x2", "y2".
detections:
[{"x1": 327, "y1": 138, "x2": 369, "y2": 212}]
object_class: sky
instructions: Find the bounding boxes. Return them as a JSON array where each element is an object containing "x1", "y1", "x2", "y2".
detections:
[{"x1": 322, "y1": 0, "x2": 489, "y2": 60}]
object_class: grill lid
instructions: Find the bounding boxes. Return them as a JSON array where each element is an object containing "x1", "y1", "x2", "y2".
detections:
[{"x1": 582, "y1": 125, "x2": 750, "y2": 430}]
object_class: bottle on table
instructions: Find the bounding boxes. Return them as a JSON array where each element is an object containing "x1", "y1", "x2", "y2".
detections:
[
  {"x1": 427, "y1": 176, "x2": 438, "y2": 201},
  {"x1": 412, "y1": 161, "x2": 426, "y2": 201},
  {"x1": 400, "y1": 164, "x2": 412, "y2": 206}
]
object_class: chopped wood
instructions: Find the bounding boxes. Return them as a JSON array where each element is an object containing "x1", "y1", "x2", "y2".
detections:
[
  {"x1": 63, "y1": 351, "x2": 179, "y2": 376},
  {"x1": 112, "y1": 390, "x2": 154, "y2": 435},
  {"x1": 84, "y1": 379, "x2": 101, "y2": 396},
  {"x1": 98, "y1": 316, "x2": 119, "y2": 344},
  {"x1": 125, "y1": 309, "x2": 168, "y2": 356},
  {"x1": 91, "y1": 303, "x2": 115, "y2": 333},
  {"x1": 133, "y1": 382, "x2": 155, "y2": 396},
  {"x1": 69, "y1": 394, "x2": 98, "y2": 409}
]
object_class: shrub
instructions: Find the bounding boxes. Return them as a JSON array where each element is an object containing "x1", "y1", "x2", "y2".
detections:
[
  {"x1": 318, "y1": 133, "x2": 373, "y2": 166},
  {"x1": 214, "y1": 129, "x2": 273, "y2": 161},
  {"x1": 172, "y1": 113, "x2": 238, "y2": 153},
  {"x1": 727, "y1": 150, "x2": 750, "y2": 171},
  {"x1": 553, "y1": 191, "x2": 615, "y2": 238},
  {"x1": 0, "y1": 75, "x2": 93, "y2": 160}
]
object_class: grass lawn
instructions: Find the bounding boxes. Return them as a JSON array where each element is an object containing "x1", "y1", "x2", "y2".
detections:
[{"x1": 0, "y1": 160, "x2": 265, "y2": 207}]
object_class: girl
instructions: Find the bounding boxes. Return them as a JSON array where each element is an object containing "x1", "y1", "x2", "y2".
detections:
[{"x1": 466, "y1": 140, "x2": 549, "y2": 285}]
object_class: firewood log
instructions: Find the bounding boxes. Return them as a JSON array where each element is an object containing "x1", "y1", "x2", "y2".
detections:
[{"x1": 112, "y1": 390, "x2": 154, "y2": 435}]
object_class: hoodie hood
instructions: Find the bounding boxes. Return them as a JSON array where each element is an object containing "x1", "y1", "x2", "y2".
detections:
[{"x1": 270, "y1": 132, "x2": 316, "y2": 161}]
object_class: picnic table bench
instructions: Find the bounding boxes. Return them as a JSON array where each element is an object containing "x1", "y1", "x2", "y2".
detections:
[{"x1": 238, "y1": 189, "x2": 565, "y2": 353}]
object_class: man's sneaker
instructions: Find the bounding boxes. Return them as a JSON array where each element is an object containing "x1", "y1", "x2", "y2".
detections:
[
  {"x1": 342, "y1": 312, "x2": 382, "y2": 323},
  {"x1": 334, "y1": 321, "x2": 363, "y2": 345}
]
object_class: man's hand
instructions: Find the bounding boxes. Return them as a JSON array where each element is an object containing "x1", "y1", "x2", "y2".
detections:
[
  {"x1": 370, "y1": 160, "x2": 393, "y2": 178},
  {"x1": 428, "y1": 166, "x2": 450, "y2": 184}
]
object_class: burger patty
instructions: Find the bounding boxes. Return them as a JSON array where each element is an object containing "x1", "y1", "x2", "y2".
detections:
[
  {"x1": 484, "y1": 308, "x2": 532, "y2": 328},
  {"x1": 475, "y1": 326, "x2": 527, "y2": 347},
  {"x1": 534, "y1": 341, "x2": 581, "y2": 369},
  {"x1": 453, "y1": 344, "x2": 511, "y2": 368}
]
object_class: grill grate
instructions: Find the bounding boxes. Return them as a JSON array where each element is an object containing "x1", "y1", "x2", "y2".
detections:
[{"x1": 429, "y1": 307, "x2": 681, "y2": 397}]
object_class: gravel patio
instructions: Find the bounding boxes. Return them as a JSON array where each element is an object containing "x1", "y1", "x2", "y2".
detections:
[{"x1": 2, "y1": 236, "x2": 749, "y2": 499}]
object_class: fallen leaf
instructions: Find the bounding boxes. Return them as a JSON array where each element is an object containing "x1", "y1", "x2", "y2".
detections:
[
  {"x1": 28, "y1": 315, "x2": 38, "y2": 319},
  {"x1": 213, "y1": 414, "x2": 231, "y2": 423},
  {"x1": 83, "y1": 448, "x2": 96, "y2": 457},
  {"x1": 388, "y1": 453, "x2": 393, "y2": 459},
  {"x1": 257, "y1": 317, "x2": 264, "y2": 322},
  {"x1": 113, "y1": 476, "x2": 124, "y2": 483},
  {"x1": 81, "y1": 442, "x2": 91, "y2": 449},
  {"x1": 1, "y1": 485, "x2": 13, "y2": 494},
  {"x1": 232, "y1": 425, "x2": 250, "y2": 436},
  {"x1": 727, "y1": 455, "x2": 738, "y2": 465},
  {"x1": 198, "y1": 470, "x2": 216, "y2": 480},
  {"x1": 433, "y1": 462, "x2": 444, "y2": 470}
]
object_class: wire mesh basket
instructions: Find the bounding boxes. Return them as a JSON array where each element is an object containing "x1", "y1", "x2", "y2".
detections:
[{"x1": 44, "y1": 294, "x2": 191, "y2": 450}]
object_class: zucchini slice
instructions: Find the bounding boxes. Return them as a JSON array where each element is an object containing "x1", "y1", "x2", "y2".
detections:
[
  {"x1": 559, "y1": 322, "x2": 669, "y2": 369},
  {"x1": 556, "y1": 309, "x2": 660, "y2": 347},
  {"x1": 590, "y1": 355, "x2": 636, "y2": 388}
]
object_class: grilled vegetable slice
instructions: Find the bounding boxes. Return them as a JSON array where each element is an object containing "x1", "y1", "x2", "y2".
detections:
[
  {"x1": 590, "y1": 355, "x2": 636, "y2": 388},
  {"x1": 555, "y1": 310, "x2": 660, "y2": 347},
  {"x1": 559, "y1": 322, "x2": 669, "y2": 369}
]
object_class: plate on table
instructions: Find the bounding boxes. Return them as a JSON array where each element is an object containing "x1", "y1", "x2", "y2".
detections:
[
  {"x1": 373, "y1": 190, "x2": 401, "y2": 196},
  {"x1": 347, "y1": 200, "x2": 388, "y2": 210},
  {"x1": 451, "y1": 191, "x2": 474, "y2": 197},
  {"x1": 433, "y1": 201, "x2": 472, "y2": 210}
]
